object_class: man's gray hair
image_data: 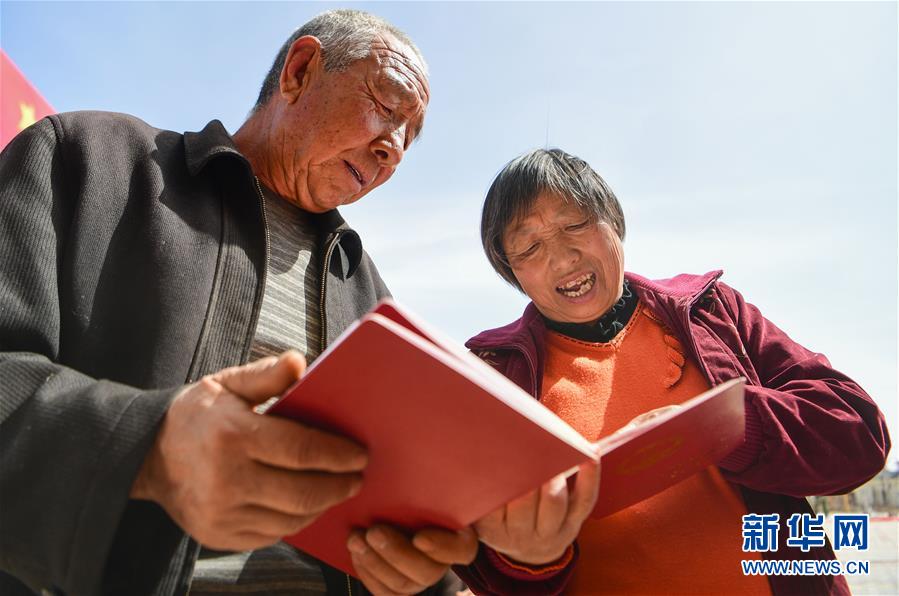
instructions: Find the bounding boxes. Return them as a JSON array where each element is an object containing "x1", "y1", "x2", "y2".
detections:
[
  {"x1": 253, "y1": 9, "x2": 426, "y2": 111},
  {"x1": 481, "y1": 148, "x2": 626, "y2": 291}
]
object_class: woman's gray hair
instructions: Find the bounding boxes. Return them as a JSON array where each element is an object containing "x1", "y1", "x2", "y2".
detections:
[
  {"x1": 253, "y1": 9, "x2": 427, "y2": 111},
  {"x1": 481, "y1": 148, "x2": 626, "y2": 291}
]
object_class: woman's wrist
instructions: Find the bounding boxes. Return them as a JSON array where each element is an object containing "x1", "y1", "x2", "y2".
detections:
[{"x1": 494, "y1": 543, "x2": 573, "y2": 568}]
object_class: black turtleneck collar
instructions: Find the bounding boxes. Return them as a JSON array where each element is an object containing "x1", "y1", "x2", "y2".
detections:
[{"x1": 542, "y1": 279, "x2": 637, "y2": 343}]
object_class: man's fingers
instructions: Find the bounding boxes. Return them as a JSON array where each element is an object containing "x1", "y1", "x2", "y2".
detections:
[
  {"x1": 348, "y1": 529, "x2": 431, "y2": 594},
  {"x1": 565, "y1": 460, "x2": 601, "y2": 527},
  {"x1": 228, "y1": 505, "x2": 317, "y2": 538},
  {"x1": 244, "y1": 415, "x2": 368, "y2": 472},
  {"x1": 245, "y1": 464, "x2": 363, "y2": 516},
  {"x1": 364, "y1": 525, "x2": 446, "y2": 588},
  {"x1": 199, "y1": 530, "x2": 280, "y2": 553},
  {"x1": 213, "y1": 350, "x2": 306, "y2": 404},
  {"x1": 412, "y1": 526, "x2": 478, "y2": 566},
  {"x1": 535, "y1": 473, "x2": 568, "y2": 538}
]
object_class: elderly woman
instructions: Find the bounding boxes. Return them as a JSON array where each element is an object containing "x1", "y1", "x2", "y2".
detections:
[{"x1": 453, "y1": 149, "x2": 890, "y2": 595}]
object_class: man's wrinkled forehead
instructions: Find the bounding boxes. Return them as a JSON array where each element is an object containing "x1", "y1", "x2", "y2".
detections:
[{"x1": 370, "y1": 33, "x2": 429, "y2": 137}]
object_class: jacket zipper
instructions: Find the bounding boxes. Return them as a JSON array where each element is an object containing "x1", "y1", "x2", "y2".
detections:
[
  {"x1": 253, "y1": 185, "x2": 348, "y2": 593},
  {"x1": 252, "y1": 176, "x2": 271, "y2": 324},
  {"x1": 315, "y1": 229, "x2": 352, "y2": 594},
  {"x1": 318, "y1": 231, "x2": 341, "y2": 356}
]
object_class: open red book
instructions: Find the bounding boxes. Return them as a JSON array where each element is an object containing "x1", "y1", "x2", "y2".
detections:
[{"x1": 266, "y1": 299, "x2": 745, "y2": 577}]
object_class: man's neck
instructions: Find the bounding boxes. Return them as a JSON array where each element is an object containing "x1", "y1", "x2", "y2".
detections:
[{"x1": 233, "y1": 109, "x2": 279, "y2": 192}]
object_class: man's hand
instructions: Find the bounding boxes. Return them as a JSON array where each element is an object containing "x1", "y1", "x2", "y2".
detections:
[
  {"x1": 472, "y1": 461, "x2": 600, "y2": 566},
  {"x1": 348, "y1": 525, "x2": 478, "y2": 595},
  {"x1": 130, "y1": 350, "x2": 368, "y2": 551}
]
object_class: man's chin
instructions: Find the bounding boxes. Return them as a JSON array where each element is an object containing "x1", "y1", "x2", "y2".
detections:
[
  {"x1": 309, "y1": 190, "x2": 368, "y2": 212},
  {"x1": 300, "y1": 195, "x2": 344, "y2": 213}
]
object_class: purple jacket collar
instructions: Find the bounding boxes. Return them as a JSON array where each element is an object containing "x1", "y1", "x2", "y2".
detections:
[
  {"x1": 466, "y1": 270, "x2": 722, "y2": 352},
  {"x1": 464, "y1": 270, "x2": 723, "y2": 399}
]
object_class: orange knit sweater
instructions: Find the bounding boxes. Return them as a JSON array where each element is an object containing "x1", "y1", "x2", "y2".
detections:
[{"x1": 540, "y1": 303, "x2": 769, "y2": 595}]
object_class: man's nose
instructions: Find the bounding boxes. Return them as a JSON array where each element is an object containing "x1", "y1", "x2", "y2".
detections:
[{"x1": 370, "y1": 126, "x2": 405, "y2": 167}]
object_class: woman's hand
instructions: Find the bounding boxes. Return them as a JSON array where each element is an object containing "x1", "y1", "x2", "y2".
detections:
[
  {"x1": 473, "y1": 461, "x2": 600, "y2": 565},
  {"x1": 348, "y1": 525, "x2": 478, "y2": 595},
  {"x1": 615, "y1": 404, "x2": 682, "y2": 434}
]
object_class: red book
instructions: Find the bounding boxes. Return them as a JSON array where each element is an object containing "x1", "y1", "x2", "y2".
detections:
[
  {"x1": 589, "y1": 377, "x2": 745, "y2": 518},
  {"x1": 267, "y1": 299, "x2": 745, "y2": 577}
]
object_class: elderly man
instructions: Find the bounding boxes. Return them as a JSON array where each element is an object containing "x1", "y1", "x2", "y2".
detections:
[{"x1": 0, "y1": 9, "x2": 475, "y2": 596}]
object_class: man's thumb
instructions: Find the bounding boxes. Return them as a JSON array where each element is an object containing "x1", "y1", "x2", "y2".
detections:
[{"x1": 213, "y1": 350, "x2": 306, "y2": 405}]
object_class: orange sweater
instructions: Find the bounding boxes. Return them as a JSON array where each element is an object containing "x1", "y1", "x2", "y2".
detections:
[{"x1": 541, "y1": 303, "x2": 769, "y2": 595}]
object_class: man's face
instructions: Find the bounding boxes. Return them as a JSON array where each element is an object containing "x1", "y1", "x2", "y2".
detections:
[
  {"x1": 274, "y1": 33, "x2": 429, "y2": 212},
  {"x1": 503, "y1": 193, "x2": 624, "y2": 324}
]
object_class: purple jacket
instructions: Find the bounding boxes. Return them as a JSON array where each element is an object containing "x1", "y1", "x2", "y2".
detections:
[{"x1": 454, "y1": 271, "x2": 890, "y2": 596}]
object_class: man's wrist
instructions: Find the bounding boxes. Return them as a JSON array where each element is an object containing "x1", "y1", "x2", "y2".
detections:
[
  {"x1": 130, "y1": 385, "x2": 189, "y2": 502},
  {"x1": 129, "y1": 447, "x2": 157, "y2": 501},
  {"x1": 128, "y1": 409, "x2": 172, "y2": 503}
]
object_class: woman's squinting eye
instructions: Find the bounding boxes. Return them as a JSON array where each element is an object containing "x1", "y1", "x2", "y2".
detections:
[
  {"x1": 509, "y1": 242, "x2": 540, "y2": 262},
  {"x1": 565, "y1": 220, "x2": 592, "y2": 232},
  {"x1": 521, "y1": 243, "x2": 540, "y2": 256}
]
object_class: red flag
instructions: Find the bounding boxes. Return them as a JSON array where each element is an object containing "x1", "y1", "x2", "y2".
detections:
[{"x1": 1, "y1": 49, "x2": 54, "y2": 150}]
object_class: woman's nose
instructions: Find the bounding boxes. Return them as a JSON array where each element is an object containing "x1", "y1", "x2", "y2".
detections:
[{"x1": 547, "y1": 237, "x2": 579, "y2": 270}]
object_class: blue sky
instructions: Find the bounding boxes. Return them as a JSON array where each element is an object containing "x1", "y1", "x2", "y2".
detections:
[{"x1": 2, "y1": 1, "x2": 896, "y2": 463}]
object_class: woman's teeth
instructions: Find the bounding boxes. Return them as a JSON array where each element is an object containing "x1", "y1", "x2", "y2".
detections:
[{"x1": 557, "y1": 273, "x2": 596, "y2": 297}]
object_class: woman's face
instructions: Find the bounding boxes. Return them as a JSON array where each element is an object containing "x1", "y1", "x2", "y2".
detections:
[{"x1": 502, "y1": 192, "x2": 624, "y2": 324}]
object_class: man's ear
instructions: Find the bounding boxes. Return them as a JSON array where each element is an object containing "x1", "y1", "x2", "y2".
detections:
[{"x1": 280, "y1": 36, "x2": 323, "y2": 104}]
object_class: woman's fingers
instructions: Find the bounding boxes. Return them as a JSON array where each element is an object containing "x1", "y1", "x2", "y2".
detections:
[
  {"x1": 535, "y1": 473, "x2": 569, "y2": 537},
  {"x1": 472, "y1": 505, "x2": 507, "y2": 549},
  {"x1": 565, "y1": 460, "x2": 601, "y2": 530},
  {"x1": 503, "y1": 487, "x2": 540, "y2": 539}
]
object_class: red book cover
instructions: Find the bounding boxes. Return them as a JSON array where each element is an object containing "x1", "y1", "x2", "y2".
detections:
[
  {"x1": 267, "y1": 308, "x2": 596, "y2": 577},
  {"x1": 590, "y1": 377, "x2": 746, "y2": 518},
  {"x1": 267, "y1": 299, "x2": 745, "y2": 576}
]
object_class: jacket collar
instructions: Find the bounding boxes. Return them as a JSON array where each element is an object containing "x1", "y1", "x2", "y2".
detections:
[
  {"x1": 624, "y1": 270, "x2": 722, "y2": 303},
  {"x1": 466, "y1": 270, "x2": 723, "y2": 352},
  {"x1": 182, "y1": 119, "x2": 364, "y2": 274},
  {"x1": 465, "y1": 302, "x2": 544, "y2": 352},
  {"x1": 183, "y1": 119, "x2": 248, "y2": 176},
  {"x1": 312, "y1": 210, "x2": 364, "y2": 278}
]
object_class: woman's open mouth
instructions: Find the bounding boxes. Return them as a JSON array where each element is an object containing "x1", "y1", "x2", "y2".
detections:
[{"x1": 556, "y1": 272, "x2": 596, "y2": 298}]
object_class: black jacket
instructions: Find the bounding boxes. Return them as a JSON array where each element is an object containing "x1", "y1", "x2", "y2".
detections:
[{"x1": 0, "y1": 112, "x2": 390, "y2": 595}]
